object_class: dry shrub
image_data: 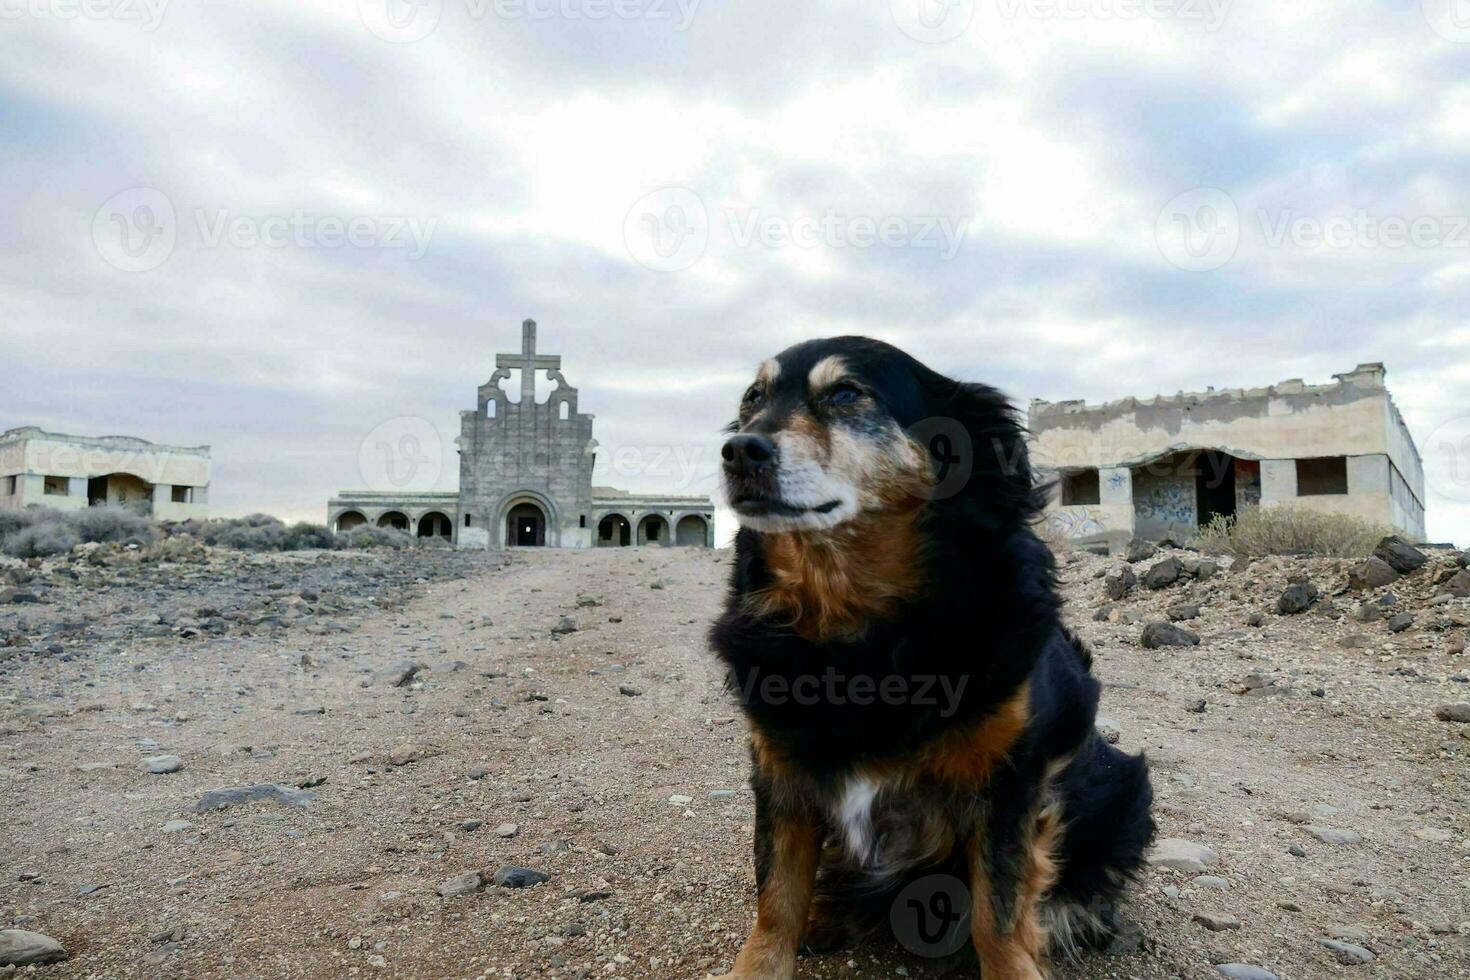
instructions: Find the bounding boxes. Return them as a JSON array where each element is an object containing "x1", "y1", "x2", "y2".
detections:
[{"x1": 1195, "y1": 504, "x2": 1394, "y2": 558}]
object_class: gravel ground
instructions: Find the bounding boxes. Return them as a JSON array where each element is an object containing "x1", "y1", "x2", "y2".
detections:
[{"x1": 2, "y1": 544, "x2": 1467, "y2": 979}]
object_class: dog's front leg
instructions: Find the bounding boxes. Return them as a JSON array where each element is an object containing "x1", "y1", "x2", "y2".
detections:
[
  {"x1": 966, "y1": 783, "x2": 1059, "y2": 980},
  {"x1": 711, "y1": 795, "x2": 823, "y2": 980}
]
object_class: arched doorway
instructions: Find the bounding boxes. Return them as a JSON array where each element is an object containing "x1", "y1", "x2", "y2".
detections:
[
  {"x1": 675, "y1": 515, "x2": 708, "y2": 547},
  {"x1": 417, "y1": 511, "x2": 452, "y2": 539},
  {"x1": 597, "y1": 514, "x2": 631, "y2": 547},
  {"x1": 506, "y1": 502, "x2": 547, "y2": 546},
  {"x1": 377, "y1": 511, "x2": 409, "y2": 531},
  {"x1": 336, "y1": 511, "x2": 367, "y2": 533},
  {"x1": 637, "y1": 514, "x2": 668, "y2": 546}
]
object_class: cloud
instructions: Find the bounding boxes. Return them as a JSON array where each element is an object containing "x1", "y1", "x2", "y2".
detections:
[{"x1": 0, "y1": 0, "x2": 1467, "y2": 545}]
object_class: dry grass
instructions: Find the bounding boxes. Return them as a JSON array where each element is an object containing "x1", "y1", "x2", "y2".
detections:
[{"x1": 1194, "y1": 504, "x2": 1394, "y2": 558}]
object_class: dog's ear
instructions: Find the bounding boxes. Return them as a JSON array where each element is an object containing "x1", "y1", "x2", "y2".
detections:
[{"x1": 917, "y1": 375, "x2": 1047, "y2": 529}]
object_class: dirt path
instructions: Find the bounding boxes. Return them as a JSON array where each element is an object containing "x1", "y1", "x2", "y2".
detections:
[{"x1": 2, "y1": 547, "x2": 1466, "y2": 978}]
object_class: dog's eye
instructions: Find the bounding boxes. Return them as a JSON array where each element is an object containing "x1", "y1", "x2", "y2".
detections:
[
  {"x1": 742, "y1": 385, "x2": 764, "y2": 408},
  {"x1": 827, "y1": 382, "x2": 865, "y2": 406}
]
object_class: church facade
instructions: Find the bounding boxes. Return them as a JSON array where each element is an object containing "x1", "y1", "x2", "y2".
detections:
[{"x1": 327, "y1": 320, "x2": 714, "y2": 549}]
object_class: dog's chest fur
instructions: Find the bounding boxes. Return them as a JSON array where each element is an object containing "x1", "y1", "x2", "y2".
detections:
[{"x1": 827, "y1": 774, "x2": 956, "y2": 875}]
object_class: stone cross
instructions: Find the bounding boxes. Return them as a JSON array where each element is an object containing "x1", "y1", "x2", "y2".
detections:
[{"x1": 496, "y1": 318, "x2": 561, "y2": 403}]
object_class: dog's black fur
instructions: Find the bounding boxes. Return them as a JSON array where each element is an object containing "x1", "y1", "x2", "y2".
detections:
[{"x1": 709, "y1": 337, "x2": 1154, "y2": 977}]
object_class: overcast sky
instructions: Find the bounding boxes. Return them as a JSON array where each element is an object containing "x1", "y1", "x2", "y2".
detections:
[{"x1": 2, "y1": 0, "x2": 1468, "y2": 545}]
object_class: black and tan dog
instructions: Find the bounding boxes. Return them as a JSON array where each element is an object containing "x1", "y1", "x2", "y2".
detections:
[{"x1": 708, "y1": 337, "x2": 1154, "y2": 980}]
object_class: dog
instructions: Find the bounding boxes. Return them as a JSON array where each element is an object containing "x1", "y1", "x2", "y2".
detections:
[{"x1": 707, "y1": 337, "x2": 1154, "y2": 980}]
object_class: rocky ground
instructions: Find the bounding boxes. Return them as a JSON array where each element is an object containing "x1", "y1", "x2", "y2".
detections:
[{"x1": 1, "y1": 540, "x2": 1467, "y2": 979}]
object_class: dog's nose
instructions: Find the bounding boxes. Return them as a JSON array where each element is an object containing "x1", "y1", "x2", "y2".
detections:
[{"x1": 722, "y1": 433, "x2": 777, "y2": 475}]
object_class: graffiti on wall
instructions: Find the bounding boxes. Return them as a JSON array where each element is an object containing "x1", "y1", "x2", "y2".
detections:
[
  {"x1": 1132, "y1": 472, "x2": 1196, "y2": 527},
  {"x1": 1049, "y1": 507, "x2": 1109, "y2": 539}
]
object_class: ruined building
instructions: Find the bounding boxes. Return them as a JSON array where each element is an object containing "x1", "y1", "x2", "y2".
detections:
[
  {"x1": 0, "y1": 427, "x2": 211, "y2": 521},
  {"x1": 328, "y1": 320, "x2": 714, "y2": 548},
  {"x1": 1030, "y1": 363, "x2": 1425, "y2": 548}
]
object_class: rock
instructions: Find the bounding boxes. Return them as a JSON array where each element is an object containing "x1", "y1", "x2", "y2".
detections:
[
  {"x1": 1373, "y1": 536, "x2": 1428, "y2": 574},
  {"x1": 467, "y1": 767, "x2": 489, "y2": 781},
  {"x1": 194, "y1": 783, "x2": 316, "y2": 812},
  {"x1": 1192, "y1": 912, "x2": 1241, "y2": 931},
  {"x1": 460, "y1": 819, "x2": 483, "y2": 832},
  {"x1": 1327, "y1": 925, "x2": 1371, "y2": 943},
  {"x1": 493, "y1": 865, "x2": 549, "y2": 888},
  {"x1": 1317, "y1": 938, "x2": 1374, "y2": 964},
  {"x1": 1167, "y1": 603, "x2": 1201, "y2": 622},
  {"x1": 668, "y1": 794, "x2": 694, "y2": 805},
  {"x1": 618, "y1": 684, "x2": 642, "y2": 697},
  {"x1": 1144, "y1": 557, "x2": 1182, "y2": 589},
  {"x1": 1301, "y1": 825, "x2": 1360, "y2": 845},
  {"x1": 1148, "y1": 838, "x2": 1220, "y2": 873},
  {"x1": 1216, "y1": 966, "x2": 1277, "y2": 980},
  {"x1": 140, "y1": 755, "x2": 183, "y2": 774},
  {"x1": 1194, "y1": 559, "x2": 1220, "y2": 580},
  {"x1": 1447, "y1": 570, "x2": 1470, "y2": 599},
  {"x1": 1193, "y1": 875, "x2": 1229, "y2": 890},
  {"x1": 1186, "y1": 698, "x2": 1207, "y2": 713},
  {"x1": 1142, "y1": 622, "x2": 1200, "y2": 649},
  {"x1": 494, "y1": 822, "x2": 519, "y2": 838},
  {"x1": 1105, "y1": 567, "x2": 1137, "y2": 601},
  {"x1": 1349, "y1": 556, "x2": 1400, "y2": 589},
  {"x1": 436, "y1": 871, "x2": 483, "y2": 898},
  {"x1": 161, "y1": 819, "x2": 194, "y2": 833},
  {"x1": 1096, "y1": 719, "x2": 1121, "y2": 744},
  {"x1": 1434, "y1": 703, "x2": 1470, "y2": 723},
  {"x1": 1126, "y1": 539, "x2": 1157, "y2": 563},
  {"x1": 550, "y1": 616, "x2": 578, "y2": 635},
  {"x1": 1277, "y1": 581, "x2": 1319, "y2": 615},
  {"x1": 388, "y1": 744, "x2": 419, "y2": 766},
  {"x1": 0, "y1": 929, "x2": 68, "y2": 966},
  {"x1": 1386, "y1": 611, "x2": 1415, "y2": 633}
]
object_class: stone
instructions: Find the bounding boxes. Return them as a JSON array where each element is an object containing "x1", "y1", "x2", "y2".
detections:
[
  {"x1": 436, "y1": 872, "x2": 483, "y2": 898},
  {"x1": 494, "y1": 822, "x2": 519, "y2": 838},
  {"x1": 1148, "y1": 838, "x2": 1220, "y2": 873},
  {"x1": 1144, "y1": 557, "x2": 1182, "y2": 589},
  {"x1": 1105, "y1": 567, "x2": 1137, "y2": 600},
  {"x1": 1167, "y1": 603, "x2": 1201, "y2": 622},
  {"x1": 1373, "y1": 535, "x2": 1428, "y2": 574},
  {"x1": 1301, "y1": 825, "x2": 1360, "y2": 845},
  {"x1": 1277, "y1": 581, "x2": 1319, "y2": 615},
  {"x1": 550, "y1": 616, "x2": 578, "y2": 635},
  {"x1": 1435, "y1": 703, "x2": 1470, "y2": 723},
  {"x1": 377, "y1": 661, "x2": 421, "y2": 687},
  {"x1": 618, "y1": 684, "x2": 642, "y2": 697},
  {"x1": 194, "y1": 783, "x2": 316, "y2": 812},
  {"x1": 460, "y1": 819, "x2": 483, "y2": 832},
  {"x1": 1193, "y1": 875, "x2": 1229, "y2": 890},
  {"x1": 1126, "y1": 539, "x2": 1157, "y2": 563},
  {"x1": 1141, "y1": 622, "x2": 1200, "y2": 649},
  {"x1": 388, "y1": 744, "x2": 419, "y2": 766},
  {"x1": 1215, "y1": 966, "x2": 1278, "y2": 980},
  {"x1": 1447, "y1": 570, "x2": 1470, "y2": 599},
  {"x1": 1317, "y1": 938, "x2": 1374, "y2": 964},
  {"x1": 161, "y1": 819, "x2": 194, "y2": 833},
  {"x1": 0, "y1": 929, "x2": 68, "y2": 966},
  {"x1": 1192, "y1": 912, "x2": 1241, "y2": 931},
  {"x1": 1186, "y1": 698, "x2": 1207, "y2": 713},
  {"x1": 493, "y1": 865, "x2": 549, "y2": 888},
  {"x1": 1349, "y1": 557, "x2": 1400, "y2": 589},
  {"x1": 140, "y1": 754, "x2": 183, "y2": 774},
  {"x1": 1386, "y1": 611, "x2": 1414, "y2": 633}
]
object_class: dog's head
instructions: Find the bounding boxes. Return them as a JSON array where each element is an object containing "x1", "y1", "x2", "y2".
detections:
[{"x1": 722, "y1": 336, "x2": 1039, "y2": 535}]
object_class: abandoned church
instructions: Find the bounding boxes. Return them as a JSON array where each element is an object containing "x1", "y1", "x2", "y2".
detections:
[
  {"x1": 328, "y1": 320, "x2": 715, "y2": 549},
  {"x1": 1031, "y1": 363, "x2": 1426, "y2": 549}
]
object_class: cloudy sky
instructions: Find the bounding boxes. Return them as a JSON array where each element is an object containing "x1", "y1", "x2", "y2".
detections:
[{"x1": 2, "y1": 0, "x2": 1469, "y2": 544}]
